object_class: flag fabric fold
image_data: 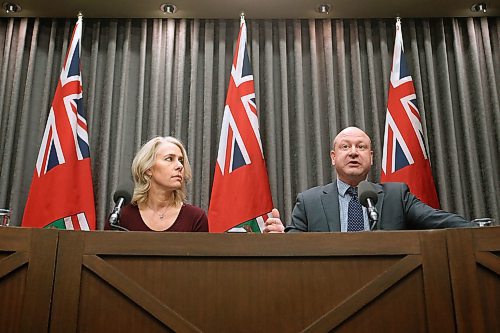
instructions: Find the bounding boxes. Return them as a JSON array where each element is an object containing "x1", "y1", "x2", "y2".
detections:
[
  {"x1": 208, "y1": 18, "x2": 273, "y2": 233},
  {"x1": 381, "y1": 18, "x2": 440, "y2": 208},
  {"x1": 22, "y1": 16, "x2": 96, "y2": 229}
]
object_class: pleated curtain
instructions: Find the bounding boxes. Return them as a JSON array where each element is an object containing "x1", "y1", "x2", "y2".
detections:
[{"x1": 0, "y1": 17, "x2": 498, "y2": 228}]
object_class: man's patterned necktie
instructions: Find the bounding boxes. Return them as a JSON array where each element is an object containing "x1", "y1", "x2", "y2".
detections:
[{"x1": 347, "y1": 186, "x2": 364, "y2": 232}]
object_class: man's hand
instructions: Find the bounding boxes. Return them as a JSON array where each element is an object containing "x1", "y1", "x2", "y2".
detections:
[{"x1": 263, "y1": 208, "x2": 285, "y2": 233}]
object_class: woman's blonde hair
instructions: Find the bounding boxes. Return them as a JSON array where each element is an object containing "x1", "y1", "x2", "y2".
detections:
[{"x1": 131, "y1": 136, "x2": 192, "y2": 206}]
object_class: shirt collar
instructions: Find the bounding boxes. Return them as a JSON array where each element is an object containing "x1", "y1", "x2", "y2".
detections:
[{"x1": 336, "y1": 178, "x2": 352, "y2": 197}]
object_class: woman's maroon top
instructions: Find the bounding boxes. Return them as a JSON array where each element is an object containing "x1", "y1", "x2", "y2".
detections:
[{"x1": 106, "y1": 203, "x2": 208, "y2": 232}]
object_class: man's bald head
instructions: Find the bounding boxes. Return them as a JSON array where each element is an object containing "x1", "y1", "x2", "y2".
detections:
[{"x1": 332, "y1": 127, "x2": 372, "y2": 150}]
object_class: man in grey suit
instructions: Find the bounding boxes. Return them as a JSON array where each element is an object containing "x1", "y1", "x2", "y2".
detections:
[{"x1": 264, "y1": 127, "x2": 476, "y2": 233}]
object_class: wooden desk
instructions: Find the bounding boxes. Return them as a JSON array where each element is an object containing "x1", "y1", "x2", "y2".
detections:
[{"x1": 1, "y1": 227, "x2": 498, "y2": 332}]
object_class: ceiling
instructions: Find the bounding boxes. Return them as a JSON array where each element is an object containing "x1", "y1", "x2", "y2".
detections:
[{"x1": 0, "y1": 0, "x2": 497, "y2": 19}]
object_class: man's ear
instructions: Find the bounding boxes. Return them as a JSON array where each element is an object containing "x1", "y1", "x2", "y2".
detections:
[{"x1": 330, "y1": 150, "x2": 336, "y2": 166}]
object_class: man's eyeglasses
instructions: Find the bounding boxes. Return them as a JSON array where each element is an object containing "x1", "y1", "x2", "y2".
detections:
[{"x1": 337, "y1": 144, "x2": 369, "y2": 152}]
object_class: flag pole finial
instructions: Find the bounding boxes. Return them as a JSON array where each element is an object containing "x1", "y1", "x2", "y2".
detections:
[
  {"x1": 240, "y1": 12, "x2": 245, "y2": 24},
  {"x1": 78, "y1": 12, "x2": 83, "y2": 20},
  {"x1": 396, "y1": 16, "x2": 401, "y2": 29}
]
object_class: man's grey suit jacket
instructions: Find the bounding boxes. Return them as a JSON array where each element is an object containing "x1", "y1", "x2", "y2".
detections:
[{"x1": 285, "y1": 181, "x2": 475, "y2": 232}]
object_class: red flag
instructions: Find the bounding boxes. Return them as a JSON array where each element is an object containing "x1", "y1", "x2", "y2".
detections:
[
  {"x1": 22, "y1": 16, "x2": 96, "y2": 230},
  {"x1": 381, "y1": 18, "x2": 440, "y2": 208},
  {"x1": 208, "y1": 18, "x2": 273, "y2": 232}
]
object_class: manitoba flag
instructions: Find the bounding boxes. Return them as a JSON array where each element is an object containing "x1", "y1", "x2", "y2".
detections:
[
  {"x1": 381, "y1": 18, "x2": 440, "y2": 208},
  {"x1": 208, "y1": 17, "x2": 273, "y2": 232},
  {"x1": 22, "y1": 15, "x2": 96, "y2": 229}
]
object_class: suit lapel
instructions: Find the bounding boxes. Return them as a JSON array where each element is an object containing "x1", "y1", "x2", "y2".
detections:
[
  {"x1": 372, "y1": 182, "x2": 385, "y2": 230},
  {"x1": 321, "y1": 182, "x2": 341, "y2": 231}
]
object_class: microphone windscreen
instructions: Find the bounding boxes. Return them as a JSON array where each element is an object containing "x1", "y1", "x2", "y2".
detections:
[
  {"x1": 358, "y1": 181, "x2": 378, "y2": 207},
  {"x1": 113, "y1": 181, "x2": 133, "y2": 204}
]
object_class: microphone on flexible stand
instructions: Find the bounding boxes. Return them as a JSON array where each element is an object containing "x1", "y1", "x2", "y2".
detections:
[
  {"x1": 108, "y1": 182, "x2": 133, "y2": 231},
  {"x1": 358, "y1": 181, "x2": 379, "y2": 231}
]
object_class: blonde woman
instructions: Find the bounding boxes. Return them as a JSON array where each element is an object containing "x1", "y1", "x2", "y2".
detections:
[{"x1": 107, "y1": 136, "x2": 208, "y2": 232}]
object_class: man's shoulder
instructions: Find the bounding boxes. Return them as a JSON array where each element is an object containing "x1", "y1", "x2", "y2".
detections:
[
  {"x1": 300, "y1": 182, "x2": 337, "y2": 197},
  {"x1": 376, "y1": 182, "x2": 409, "y2": 192},
  {"x1": 299, "y1": 181, "x2": 410, "y2": 198}
]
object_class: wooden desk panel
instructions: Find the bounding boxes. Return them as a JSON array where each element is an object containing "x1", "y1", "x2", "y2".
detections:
[
  {"x1": 0, "y1": 227, "x2": 58, "y2": 333},
  {"x1": 50, "y1": 230, "x2": 454, "y2": 333},
  {"x1": 447, "y1": 227, "x2": 500, "y2": 333}
]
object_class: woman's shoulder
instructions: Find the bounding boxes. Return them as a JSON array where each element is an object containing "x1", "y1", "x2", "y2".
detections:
[
  {"x1": 120, "y1": 202, "x2": 141, "y2": 217},
  {"x1": 123, "y1": 202, "x2": 139, "y2": 211},
  {"x1": 181, "y1": 203, "x2": 207, "y2": 216},
  {"x1": 106, "y1": 202, "x2": 146, "y2": 231},
  {"x1": 120, "y1": 203, "x2": 145, "y2": 225},
  {"x1": 176, "y1": 203, "x2": 208, "y2": 232}
]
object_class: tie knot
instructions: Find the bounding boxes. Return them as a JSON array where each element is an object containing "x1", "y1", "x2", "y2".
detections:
[{"x1": 347, "y1": 187, "x2": 358, "y2": 198}]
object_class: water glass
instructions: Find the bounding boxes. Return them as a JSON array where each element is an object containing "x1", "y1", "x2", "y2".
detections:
[
  {"x1": 471, "y1": 218, "x2": 495, "y2": 227},
  {"x1": 0, "y1": 209, "x2": 10, "y2": 226}
]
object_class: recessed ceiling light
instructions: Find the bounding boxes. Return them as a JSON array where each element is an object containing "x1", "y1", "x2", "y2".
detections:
[
  {"x1": 160, "y1": 3, "x2": 177, "y2": 14},
  {"x1": 470, "y1": 2, "x2": 487, "y2": 13},
  {"x1": 2, "y1": 2, "x2": 21, "y2": 13},
  {"x1": 317, "y1": 4, "x2": 331, "y2": 14}
]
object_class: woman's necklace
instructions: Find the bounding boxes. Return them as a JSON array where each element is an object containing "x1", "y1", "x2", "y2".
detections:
[{"x1": 147, "y1": 204, "x2": 168, "y2": 220}]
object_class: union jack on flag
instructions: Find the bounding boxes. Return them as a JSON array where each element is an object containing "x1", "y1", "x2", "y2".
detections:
[
  {"x1": 381, "y1": 18, "x2": 440, "y2": 208},
  {"x1": 35, "y1": 56, "x2": 90, "y2": 177},
  {"x1": 216, "y1": 40, "x2": 264, "y2": 175},
  {"x1": 208, "y1": 17, "x2": 273, "y2": 232},
  {"x1": 22, "y1": 15, "x2": 96, "y2": 229}
]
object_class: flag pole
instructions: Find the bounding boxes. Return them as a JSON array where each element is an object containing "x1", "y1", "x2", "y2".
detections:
[
  {"x1": 22, "y1": 7, "x2": 97, "y2": 229},
  {"x1": 381, "y1": 15, "x2": 441, "y2": 208},
  {"x1": 208, "y1": 9, "x2": 274, "y2": 232}
]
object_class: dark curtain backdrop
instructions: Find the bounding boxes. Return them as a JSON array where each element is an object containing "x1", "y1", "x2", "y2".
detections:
[{"x1": 0, "y1": 17, "x2": 498, "y2": 229}]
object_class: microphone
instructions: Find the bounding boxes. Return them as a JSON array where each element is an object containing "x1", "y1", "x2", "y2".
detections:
[
  {"x1": 358, "y1": 181, "x2": 379, "y2": 231},
  {"x1": 108, "y1": 182, "x2": 133, "y2": 231}
]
